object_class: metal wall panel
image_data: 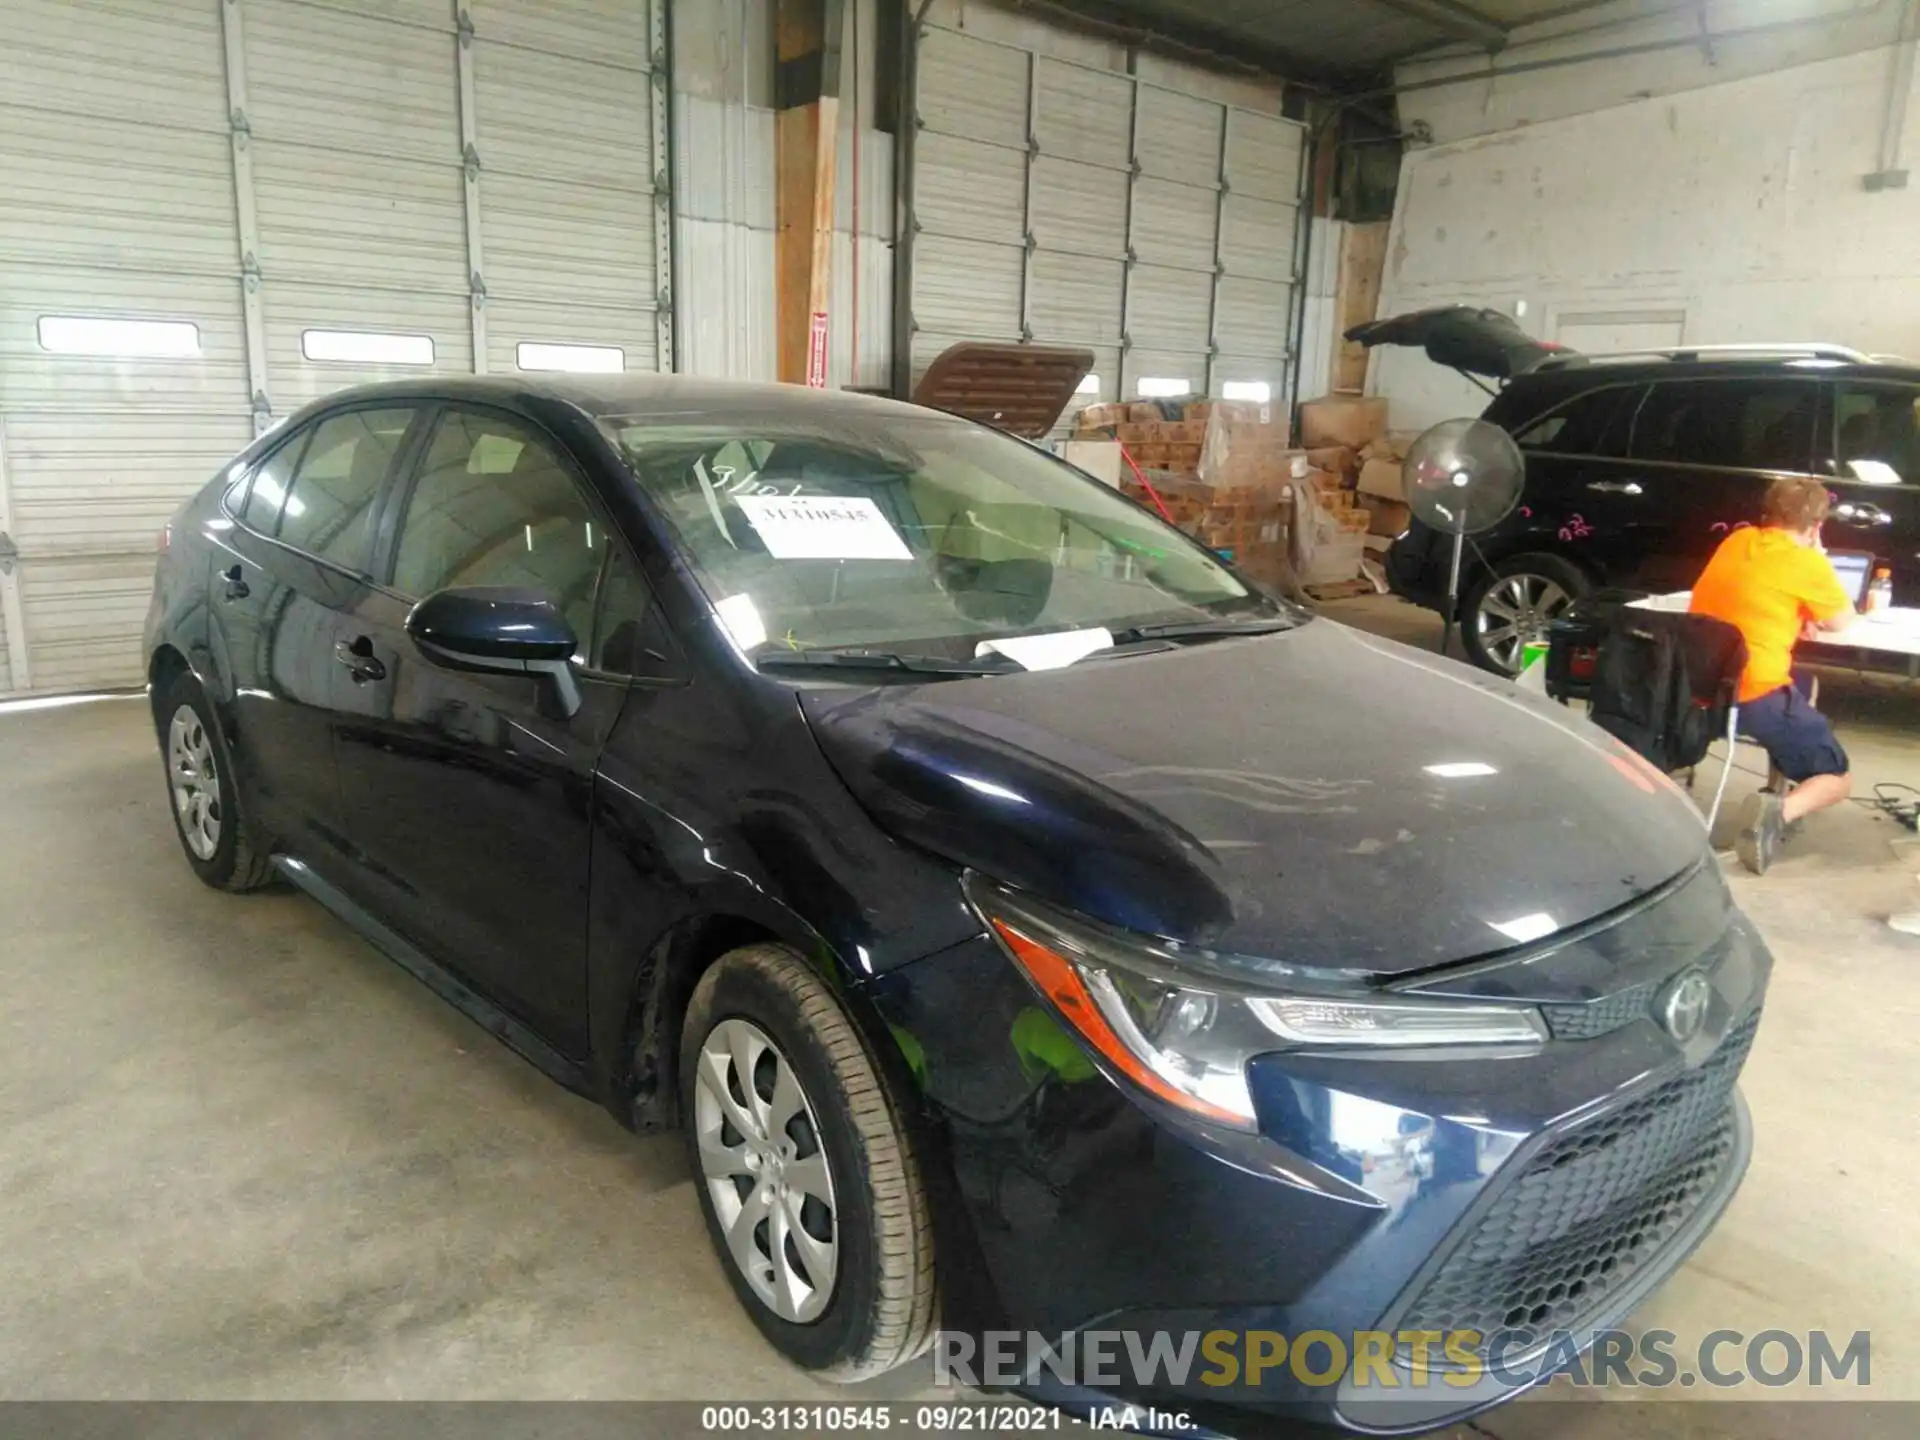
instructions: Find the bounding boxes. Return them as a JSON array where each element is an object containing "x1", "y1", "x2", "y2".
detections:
[
  {"x1": 1030, "y1": 159, "x2": 1127, "y2": 261},
  {"x1": 1130, "y1": 265, "x2": 1212, "y2": 351},
  {"x1": 1029, "y1": 254, "x2": 1124, "y2": 346},
  {"x1": 1216, "y1": 276, "x2": 1296, "y2": 357},
  {"x1": 483, "y1": 172, "x2": 658, "y2": 307},
  {"x1": 0, "y1": 0, "x2": 665, "y2": 695},
  {"x1": 1228, "y1": 110, "x2": 1306, "y2": 204},
  {"x1": 1222, "y1": 193, "x2": 1300, "y2": 283},
  {"x1": 0, "y1": 110, "x2": 235, "y2": 280},
  {"x1": 17, "y1": 555, "x2": 167, "y2": 699},
  {"x1": 246, "y1": 0, "x2": 457, "y2": 164},
  {"x1": 471, "y1": 0, "x2": 653, "y2": 65},
  {"x1": 250, "y1": 142, "x2": 467, "y2": 292},
  {"x1": 1136, "y1": 87, "x2": 1222, "y2": 185},
  {"x1": 913, "y1": 235, "x2": 1024, "y2": 340},
  {"x1": 265, "y1": 284, "x2": 472, "y2": 409},
  {"x1": 485, "y1": 297, "x2": 657, "y2": 376},
  {"x1": 1131, "y1": 177, "x2": 1217, "y2": 271},
  {"x1": 672, "y1": 92, "x2": 775, "y2": 381},
  {"x1": 473, "y1": 43, "x2": 654, "y2": 186},
  {"x1": 1033, "y1": 60, "x2": 1130, "y2": 168},
  {"x1": 917, "y1": 27, "x2": 1028, "y2": 148},
  {"x1": 3, "y1": 0, "x2": 228, "y2": 132},
  {"x1": 907, "y1": 15, "x2": 1302, "y2": 405},
  {"x1": 913, "y1": 133, "x2": 1025, "y2": 246}
]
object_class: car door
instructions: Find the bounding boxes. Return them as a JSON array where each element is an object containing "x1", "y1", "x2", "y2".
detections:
[
  {"x1": 1601, "y1": 376, "x2": 1823, "y2": 592},
  {"x1": 1504, "y1": 380, "x2": 1646, "y2": 584},
  {"x1": 204, "y1": 404, "x2": 420, "y2": 857},
  {"x1": 1823, "y1": 378, "x2": 1920, "y2": 600},
  {"x1": 328, "y1": 404, "x2": 639, "y2": 1055}
]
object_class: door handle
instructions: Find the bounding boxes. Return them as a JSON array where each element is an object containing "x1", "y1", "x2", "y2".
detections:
[
  {"x1": 1835, "y1": 501, "x2": 1893, "y2": 527},
  {"x1": 1585, "y1": 480, "x2": 1644, "y2": 496},
  {"x1": 221, "y1": 563, "x2": 250, "y2": 600},
  {"x1": 334, "y1": 636, "x2": 387, "y2": 684}
]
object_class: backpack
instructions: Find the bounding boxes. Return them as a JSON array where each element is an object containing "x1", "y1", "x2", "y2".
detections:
[{"x1": 1585, "y1": 607, "x2": 1747, "y2": 773}]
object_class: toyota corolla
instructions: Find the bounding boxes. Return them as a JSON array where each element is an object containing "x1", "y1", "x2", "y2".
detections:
[{"x1": 144, "y1": 376, "x2": 1769, "y2": 1432}]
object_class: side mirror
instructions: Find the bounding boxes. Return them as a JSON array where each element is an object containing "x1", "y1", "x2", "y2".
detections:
[{"x1": 406, "y1": 586, "x2": 582, "y2": 717}]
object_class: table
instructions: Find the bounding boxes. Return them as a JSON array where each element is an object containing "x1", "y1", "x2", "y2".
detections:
[{"x1": 1636, "y1": 592, "x2": 1920, "y2": 677}]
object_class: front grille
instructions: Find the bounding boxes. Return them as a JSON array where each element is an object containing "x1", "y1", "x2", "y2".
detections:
[
  {"x1": 1396, "y1": 1012, "x2": 1759, "y2": 1351},
  {"x1": 1542, "y1": 981, "x2": 1659, "y2": 1040}
]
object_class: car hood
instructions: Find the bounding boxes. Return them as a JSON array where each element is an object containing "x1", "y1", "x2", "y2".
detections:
[
  {"x1": 797, "y1": 622, "x2": 1707, "y2": 978},
  {"x1": 1347, "y1": 305, "x2": 1565, "y2": 381}
]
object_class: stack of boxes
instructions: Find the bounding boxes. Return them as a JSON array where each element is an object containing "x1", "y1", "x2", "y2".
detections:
[
  {"x1": 1073, "y1": 399, "x2": 1300, "y2": 589},
  {"x1": 1075, "y1": 394, "x2": 1392, "y2": 591}
]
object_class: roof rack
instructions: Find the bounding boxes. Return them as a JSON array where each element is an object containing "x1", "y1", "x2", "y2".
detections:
[{"x1": 1536, "y1": 343, "x2": 1875, "y2": 369}]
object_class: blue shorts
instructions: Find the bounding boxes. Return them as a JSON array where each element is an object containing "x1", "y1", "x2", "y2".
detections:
[{"x1": 1741, "y1": 680, "x2": 1849, "y2": 782}]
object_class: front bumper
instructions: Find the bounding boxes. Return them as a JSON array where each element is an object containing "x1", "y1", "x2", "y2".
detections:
[{"x1": 868, "y1": 867, "x2": 1770, "y2": 1433}]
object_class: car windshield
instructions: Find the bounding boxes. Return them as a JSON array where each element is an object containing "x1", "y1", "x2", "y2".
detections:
[{"x1": 604, "y1": 410, "x2": 1296, "y2": 664}]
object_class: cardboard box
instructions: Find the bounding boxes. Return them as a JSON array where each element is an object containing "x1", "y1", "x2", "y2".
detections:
[
  {"x1": 1362, "y1": 432, "x2": 1417, "y2": 463},
  {"x1": 1306, "y1": 445, "x2": 1356, "y2": 477},
  {"x1": 1357, "y1": 457, "x2": 1405, "y2": 501},
  {"x1": 1063, "y1": 440, "x2": 1123, "y2": 489},
  {"x1": 1300, "y1": 393, "x2": 1389, "y2": 450},
  {"x1": 1367, "y1": 497, "x2": 1412, "y2": 538}
]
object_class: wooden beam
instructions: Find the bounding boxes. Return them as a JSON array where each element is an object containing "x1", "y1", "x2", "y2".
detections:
[
  {"x1": 775, "y1": 0, "x2": 845, "y2": 386},
  {"x1": 1334, "y1": 222, "x2": 1389, "y2": 392}
]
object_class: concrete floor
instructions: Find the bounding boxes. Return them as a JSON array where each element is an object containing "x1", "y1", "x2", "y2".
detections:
[{"x1": 1, "y1": 614, "x2": 1915, "y2": 1430}]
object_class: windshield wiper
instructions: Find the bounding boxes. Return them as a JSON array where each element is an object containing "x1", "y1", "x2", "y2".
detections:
[
  {"x1": 1110, "y1": 615, "x2": 1302, "y2": 645},
  {"x1": 755, "y1": 649, "x2": 1018, "y2": 677}
]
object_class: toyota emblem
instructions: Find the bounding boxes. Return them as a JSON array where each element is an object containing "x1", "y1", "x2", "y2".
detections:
[{"x1": 1660, "y1": 970, "x2": 1712, "y2": 1042}]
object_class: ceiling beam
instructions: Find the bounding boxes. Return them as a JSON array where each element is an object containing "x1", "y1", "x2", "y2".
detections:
[{"x1": 1368, "y1": 0, "x2": 1509, "y2": 48}]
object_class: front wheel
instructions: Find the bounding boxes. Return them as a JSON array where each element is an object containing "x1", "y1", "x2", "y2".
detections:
[
  {"x1": 679, "y1": 944, "x2": 937, "y2": 1380},
  {"x1": 1460, "y1": 554, "x2": 1590, "y2": 675}
]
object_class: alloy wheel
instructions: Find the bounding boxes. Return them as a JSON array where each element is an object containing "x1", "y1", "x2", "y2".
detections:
[
  {"x1": 1475, "y1": 573, "x2": 1572, "y2": 673},
  {"x1": 167, "y1": 705, "x2": 222, "y2": 861},
  {"x1": 693, "y1": 1018, "x2": 839, "y2": 1323}
]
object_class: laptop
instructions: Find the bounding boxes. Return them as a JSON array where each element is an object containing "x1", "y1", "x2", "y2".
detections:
[{"x1": 1827, "y1": 549, "x2": 1875, "y2": 607}]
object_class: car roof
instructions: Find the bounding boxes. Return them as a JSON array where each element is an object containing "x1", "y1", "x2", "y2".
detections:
[
  {"x1": 1511, "y1": 355, "x2": 1920, "y2": 391},
  {"x1": 285, "y1": 373, "x2": 955, "y2": 430}
]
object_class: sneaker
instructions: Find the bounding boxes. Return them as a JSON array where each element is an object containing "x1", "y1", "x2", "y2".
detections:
[
  {"x1": 1890, "y1": 912, "x2": 1920, "y2": 936},
  {"x1": 1735, "y1": 793, "x2": 1784, "y2": 875}
]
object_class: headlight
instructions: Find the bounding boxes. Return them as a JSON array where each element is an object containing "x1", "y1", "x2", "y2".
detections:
[{"x1": 969, "y1": 877, "x2": 1547, "y2": 1133}]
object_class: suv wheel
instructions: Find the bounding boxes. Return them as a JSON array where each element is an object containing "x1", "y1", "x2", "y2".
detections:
[
  {"x1": 680, "y1": 944, "x2": 937, "y2": 1379},
  {"x1": 1461, "y1": 554, "x2": 1590, "y2": 675}
]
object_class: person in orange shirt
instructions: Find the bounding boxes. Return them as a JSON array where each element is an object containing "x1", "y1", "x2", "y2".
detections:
[{"x1": 1690, "y1": 476, "x2": 1856, "y2": 874}]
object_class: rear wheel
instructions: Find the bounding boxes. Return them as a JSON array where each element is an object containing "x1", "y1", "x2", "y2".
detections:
[
  {"x1": 156, "y1": 672, "x2": 273, "y2": 892},
  {"x1": 680, "y1": 944, "x2": 937, "y2": 1379},
  {"x1": 1461, "y1": 554, "x2": 1590, "y2": 675}
]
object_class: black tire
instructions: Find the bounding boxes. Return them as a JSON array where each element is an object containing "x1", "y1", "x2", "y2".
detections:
[
  {"x1": 1459, "y1": 552, "x2": 1591, "y2": 675},
  {"x1": 679, "y1": 944, "x2": 937, "y2": 1380},
  {"x1": 154, "y1": 671, "x2": 274, "y2": 892}
]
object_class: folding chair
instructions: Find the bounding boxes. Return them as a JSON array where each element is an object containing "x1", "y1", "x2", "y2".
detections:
[{"x1": 1580, "y1": 609, "x2": 1748, "y2": 833}]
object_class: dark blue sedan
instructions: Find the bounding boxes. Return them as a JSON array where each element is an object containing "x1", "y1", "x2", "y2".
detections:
[{"x1": 144, "y1": 376, "x2": 1769, "y2": 1431}]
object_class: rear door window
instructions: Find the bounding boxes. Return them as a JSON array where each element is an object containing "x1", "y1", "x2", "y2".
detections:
[
  {"x1": 1629, "y1": 379, "x2": 1819, "y2": 472},
  {"x1": 1512, "y1": 386, "x2": 1639, "y2": 456},
  {"x1": 277, "y1": 407, "x2": 416, "y2": 568},
  {"x1": 240, "y1": 433, "x2": 307, "y2": 534},
  {"x1": 1834, "y1": 382, "x2": 1920, "y2": 486}
]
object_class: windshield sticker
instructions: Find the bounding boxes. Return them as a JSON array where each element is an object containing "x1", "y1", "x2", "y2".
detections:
[
  {"x1": 736, "y1": 495, "x2": 913, "y2": 561},
  {"x1": 977, "y1": 627, "x2": 1115, "y2": 671}
]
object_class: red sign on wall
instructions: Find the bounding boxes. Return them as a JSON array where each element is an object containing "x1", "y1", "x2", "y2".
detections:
[{"x1": 806, "y1": 310, "x2": 830, "y2": 389}]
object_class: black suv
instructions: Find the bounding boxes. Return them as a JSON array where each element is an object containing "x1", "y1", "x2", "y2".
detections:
[{"x1": 1358, "y1": 306, "x2": 1920, "y2": 672}]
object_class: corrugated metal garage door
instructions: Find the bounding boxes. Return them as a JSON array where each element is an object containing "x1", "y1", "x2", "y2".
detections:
[
  {"x1": 904, "y1": 19, "x2": 1305, "y2": 416},
  {"x1": 0, "y1": 0, "x2": 667, "y2": 697}
]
